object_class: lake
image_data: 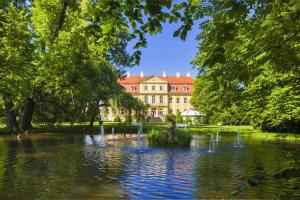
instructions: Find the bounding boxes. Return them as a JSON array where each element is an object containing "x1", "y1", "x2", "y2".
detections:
[{"x1": 0, "y1": 133, "x2": 299, "y2": 199}]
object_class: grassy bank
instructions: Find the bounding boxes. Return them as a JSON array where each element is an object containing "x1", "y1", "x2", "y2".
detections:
[
  {"x1": 187, "y1": 125, "x2": 300, "y2": 142},
  {"x1": 1, "y1": 122, "x2": 299, "y2": 142}
]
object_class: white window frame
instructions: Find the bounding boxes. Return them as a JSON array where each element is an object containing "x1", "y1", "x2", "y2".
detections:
[
  {"x1": 152, "y1": 95, "x2": 156, "y2": 104},
  {"x1": 184, "y1": 98, "x2": 187, "y2": 103},
  {"x1": 160, "y1": 95, "x2": 163, "y2": 103},
  {"x1": 172, "y1": 85, "x2": 177, "y2": 91},
  {"x1": 131, "y1": 85, "x2": 135, "y2": 91}
]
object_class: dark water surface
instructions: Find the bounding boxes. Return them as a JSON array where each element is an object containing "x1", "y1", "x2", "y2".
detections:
[{"x1": 0, "y1": 133, "x2": 299, "y2": 199}]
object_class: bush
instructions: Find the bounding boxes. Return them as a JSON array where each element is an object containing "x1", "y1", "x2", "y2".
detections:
[
  {"x1": 175, "y1": 112, "x2": 182, "y2": 123},
  {"x1": 175, "y1": 129, "x2": 192, "y2": 147},
  {"x1": 147, "y1": 128, "x2": 192, "y2": 147},
  {"x1": 114, "y1": 115, "x2": 121, "y2": 122},
  {"x1": 125, "y1": 115, "x2": 132, "y2": 123},
  {"x1": 184, "y1": 116, "x2": 192, "y2": 124},
  {"x1": 164, "y1": 114, "x2": 176, "y2": 123},
  {"x1": 147, "y1": 128, "x2": 168, "y2": 146}
]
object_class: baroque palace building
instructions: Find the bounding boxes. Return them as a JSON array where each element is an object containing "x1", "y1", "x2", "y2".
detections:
[
  {"x1": 101, "y1": 72, "x2": 194, "y2": 121},
  {"x1": 102, "y1": 71, "x2": 194, "y2": 121}
]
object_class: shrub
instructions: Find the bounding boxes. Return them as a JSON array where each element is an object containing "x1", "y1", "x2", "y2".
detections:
[
  {"x1": 175, "y1": 129, "x2": 192, "y2": 147},
  {"x1": 164, "y1": 114, "x2": 176, "y2": 123},
  {"x1": 125, "y1": 115, "x2": 132, "y2": 123},
  {"x1": 147, "y1": 128, "x2": 192, "y2": 147},
  {"x1": 175, "y1": 112, "x2": 182, "y2": 123},
  {"x1": 114, "y1": 115, "x2": 121, "y2": 122},
  {"x1": 147, "y1": 128, "x2": 168, "y2": 146},
  {"x1": 184, "y1": 116, "x2": 192, "y2": 124}
]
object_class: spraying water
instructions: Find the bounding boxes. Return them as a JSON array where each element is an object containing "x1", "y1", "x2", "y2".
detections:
[
  {"x1": 215, "y1": 132, "x2": 220, "y2": 142},
  {"x1": 234, "y1": 130, "x2": 243, "y2": 148},
  {"x1": 208, "y1": 133, "x2": 215, "y2": 153},
  {"x1": 98, "y1": 125, "x2": 106, "y2": 147},
  {"x1": 111, "y1": 127, "x2": 115, "y2": 140}
]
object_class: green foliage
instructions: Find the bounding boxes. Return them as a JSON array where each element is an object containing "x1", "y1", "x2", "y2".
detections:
[
  {"x1": 0, "y1": 0, "x2": 181, "y2": 131},
  {"x1": 175, "y1": 129, "x2": 192, "y2": 146},
  {"x1": 184, "y1": 116, "x2": 192, "y2": 124},
  {"x1": 147, "y1": 129, "x2": 168, "y2": 146},
  {"x1": 164, "y1": 114, "x2": 176, "y2": 123},
  {"x1": 134, "y1": 113, "x2": 145, "y2": 122},
  {"x1": 147, "y1": 128, "x2": 192, "y2": 146},
  {"x1": 114, "y1": 115, "x2": 121, "y2": 122},
  {"x1": 175, "y1": 112, "x2": 182, "y2": 123},
  {"x1": 125, "y1": 115, "x2": 132, "y2": 123},
  {"x1": 189, "y1": 0, "x2": 300, "y2": 133}
]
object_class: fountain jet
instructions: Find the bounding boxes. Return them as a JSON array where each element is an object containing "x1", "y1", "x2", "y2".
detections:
[
  {"x1": 234, "y1": 130, "x2": 243, "y2": 148},
  {"x1": 208, "y1": 133, "x2": 215, "y2": 153},
  {"x1": 215, "y1": 132, "x2": 220, "y2": 142},
  {"x1": 98, "y1": 125, "x2": 106, "y2": 147}
]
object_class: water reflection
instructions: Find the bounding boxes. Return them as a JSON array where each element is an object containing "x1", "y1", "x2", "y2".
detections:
[{"x1": 0, "y1": 134, "x2": 298, "y2": 199}]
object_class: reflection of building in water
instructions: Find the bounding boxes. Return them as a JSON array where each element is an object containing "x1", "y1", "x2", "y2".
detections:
[
  {"x1": 101, "y1": 71, "x2": 194, "y2": 121},
  {"x1": 122, "y1": 148, "x2": 195, "y2": 199}
]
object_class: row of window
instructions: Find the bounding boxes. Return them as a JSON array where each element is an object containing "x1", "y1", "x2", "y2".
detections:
[
  {"x1": 144, "y1": 96, "x2": 188, "y2": 104},
  {"x1": 145, "y1": 95, "x2": 164, "y2": 104},
  {"x1": 131, "y1": 85, "x2": 190, "y2": 92},
  {"x1": 169, "y1": 97, "x2": 188, "y2": 103}
]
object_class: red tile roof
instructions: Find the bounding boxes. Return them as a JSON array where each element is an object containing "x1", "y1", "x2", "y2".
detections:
[
  {"x1": 118, "y1": 75, "x2": 194, "y2": 94},
  {"x1": 118, "y1": 76, "x2": 194, "y2": 84}
]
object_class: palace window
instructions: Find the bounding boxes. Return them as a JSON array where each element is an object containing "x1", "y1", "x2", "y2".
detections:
[
  {"x1": 131, "y1": 85, "x2": 136, "y2": 91},
  {"x1": 169, "y1": 98, "x2": 172, "y2": 103},
  {"x1": 152, "y1": 95, "x2": 156, "y2": 104},
  {"x1": 176, "y1": 97, "x2": 180, "y2": 103},
  {"x1": 160, "y1": 85, "x2": 163, "y2": 90},
  {"x1": 144, "y1": 95, "x2": 148, "y2": 103},
  {"x1": 183, "y1": 85, "x2": 189, "y2": 91},
  {"x1": 172, "y1": 85, "x2": 177, "y2": 91},
  {"x1": 144, "y1": 85, "x2": 148, "y2": 91},
  {"x1": 184, "y1": 98, "x2": 187, "y2": 103},
  {"x1": 160, "y1": 95, "x2": 163, "y2": 103},
  {"x1": 152, "y1": 85, "x2": 155, "y2": 91},
  {"x1": 169, "y1": 109, "x2": 173, "y2": 114}
]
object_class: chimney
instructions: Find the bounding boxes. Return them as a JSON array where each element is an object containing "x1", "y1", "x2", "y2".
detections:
[
  {"x1": 186, "y1": 72, "x2": 190, "y2": 77},
  {"x1": 140, "y1": 71, "x2": 144, "y2": 77},
  {"x1": 162, "y1": 71, "x2": 166, "y2": 77},
  {"x1": 126, "y1": 71, "x2": 130, "y2": 77},
  {"x1": 176, "y1": 72, "x2": 180, "y2": 77}
]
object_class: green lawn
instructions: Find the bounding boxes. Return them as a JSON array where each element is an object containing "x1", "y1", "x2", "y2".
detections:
[{"x1": 1, "y1": 122, "x2": 299, "y2": 142}]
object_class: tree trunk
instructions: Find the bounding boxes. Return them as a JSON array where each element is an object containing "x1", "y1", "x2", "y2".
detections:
[
  {"x1": 19, "y1": 97, "x2": 35, "y2": 133},
  {"x1": 2, "y1": 95, "x2": 19, "y2": 134},
  {"x1": 89, "y1": 112, "x2": 96, "y2": 128}
]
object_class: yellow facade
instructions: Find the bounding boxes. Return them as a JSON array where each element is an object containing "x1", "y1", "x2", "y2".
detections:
[{"x1": 102, "y1": 75, "x2": 193, "y2": 121}]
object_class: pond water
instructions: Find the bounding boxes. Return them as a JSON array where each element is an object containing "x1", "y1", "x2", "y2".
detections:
[{"x1": 0, "y1": 133, "x2": 299, "y2": 199}]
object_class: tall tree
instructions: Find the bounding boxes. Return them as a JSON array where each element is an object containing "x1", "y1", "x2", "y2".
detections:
[{"x1": 179, "y1": 0, "x2": 300, "y2": 132}]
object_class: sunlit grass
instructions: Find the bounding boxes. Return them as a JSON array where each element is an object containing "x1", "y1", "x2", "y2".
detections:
[{"x1": 1, "y1": 122, "x2": 299, "y2": 142}]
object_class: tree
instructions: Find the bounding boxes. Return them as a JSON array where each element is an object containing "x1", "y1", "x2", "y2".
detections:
[
  {"x1": 185, "y1": 0, "x2": 300, "y2": 132},
  {"x1": 0, "y1": 0, "x2": 180, "y2": 133}
]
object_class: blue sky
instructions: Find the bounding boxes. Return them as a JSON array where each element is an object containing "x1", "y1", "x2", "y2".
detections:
[{"x1": 127, "y1": 22, "x2": 200, "y2": 78}]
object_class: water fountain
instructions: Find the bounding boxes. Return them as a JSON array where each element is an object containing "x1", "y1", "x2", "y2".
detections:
[
  {"x1": 208, "y1": 133, "x2": 215, "y2": 153},
  {"x1": 111, "y1": 127, "x2": 115, "y2": 140},
  {"x1": 234, "y1": 130, "x2": 243, "y2": 148},
  {"x1": 137, "y1": 127, "x2": 142, "y2": 141},
  {"x1": 98, "y1": 125, "x2": 106, "y2": 147},
  {"x1": 215, "y1": 132, "x2": 220, "y2": 142}
]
